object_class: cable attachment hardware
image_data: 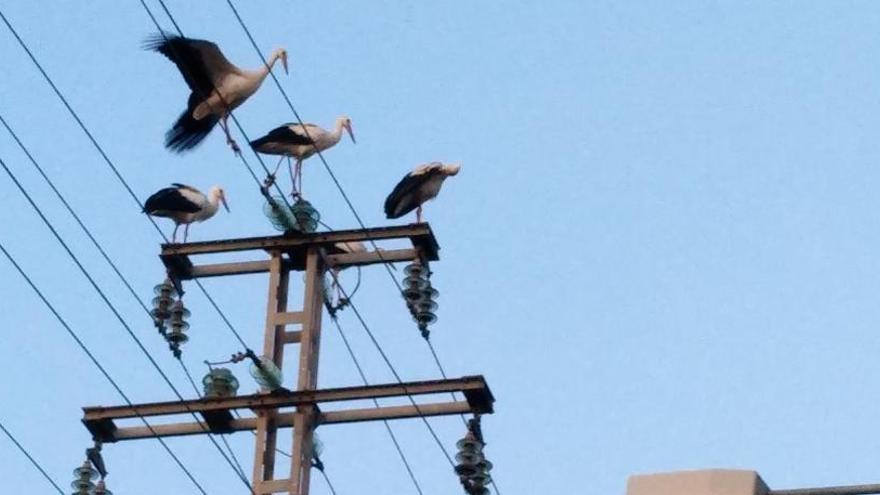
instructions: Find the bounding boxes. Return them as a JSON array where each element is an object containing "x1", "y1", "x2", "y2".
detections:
[
  {"x1": 166, "y1": 299, "x2": 190, "y2": 358},
  {"x1": 402, "y1": 261, "x2": 439, "y2": 339},
  {"x1": 72, "y1": 442, "x2": 113, "y2": 495},
  {"x1": 150, "y1": 278, "x2": 177, "y2": 337},
  {"x1": 244, "y1": 349, "x2": 283, "y2": 391},
  {"x1": 454, "y1": 416, "x2": 493, "y2": 495},
  {"x1": 309, "y1": 431, "x2": 326, "y2": 472}
]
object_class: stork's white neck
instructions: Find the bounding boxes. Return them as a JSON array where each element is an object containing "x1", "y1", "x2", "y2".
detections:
[
  {"x1": 195, "y1": 191, "x2": 222, "y2": 222},
  {"x1": 254, "y1": 50, "x2": 283, "y2": 79},
  {"x1": 328, "y1": 119, "x2": 347, "y2": 145}
]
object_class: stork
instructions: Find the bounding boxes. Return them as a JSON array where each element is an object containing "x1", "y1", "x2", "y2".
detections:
[
  {"x1": 143, "y1": 184, "x2": 229, "y2": 242},
  {"x1": 145, "y1": 32, "x2": 288, "y2": 154},
  {"x1": 249, "y1": 116, "x2": 355, "y2": 196},
  {"x1": 384, "y1": 163, "x2": 461, "y2": 223}
]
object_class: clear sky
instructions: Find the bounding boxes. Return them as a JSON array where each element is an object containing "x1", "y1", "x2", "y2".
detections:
[{"x1": 2, "y1": 1, "x2": 880, "y2": 494}]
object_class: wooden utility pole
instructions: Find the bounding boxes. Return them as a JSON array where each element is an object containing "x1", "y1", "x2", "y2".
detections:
[{"x1": 81, "y1": 224, "x2": 494, "y2": 495}]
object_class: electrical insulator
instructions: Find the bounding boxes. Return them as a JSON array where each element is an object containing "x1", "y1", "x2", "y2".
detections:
[
  {"x1": 401, "y1": 262, "x2": 439, "y2": 338},
  {"x1": 166, "y1": 300, "x2": 190, "y2": 358},
  {"x1": 249, "y1": 355, "x2": 283, "y2": 391},
  {"x1": 455, "y1": 420, "x2": 493, "y2": 495},
  {"x1": 94, "y1": 480, "x2": 112, "y2": 495},
  {"x1": 70, "y1": 460, "x2": 97, "y2": 495},
  {"x1": 414, "y1": 286, "x2": 439, "y2": 338},
  {"x1": 290, "y1": 198, "x2": 320, "y2": 233},
  {"x1": 402, "y1": 263, "x2": 429, "y2": 302},
  {"x1": 151, "y1": 278, "x2": 177, "y2": 334},
  {"x1": 264, "y1": 196, "x2": 297, "y2": 232},
  {"x1": 310, "y1": 431, "x2": 325, "y2": 471},
  {"x1": 263, "y1": 197, "x2": 320, "y2": 233},
  {"x1": 203, "y1": 367, "x2": 240, "y2": 398}
]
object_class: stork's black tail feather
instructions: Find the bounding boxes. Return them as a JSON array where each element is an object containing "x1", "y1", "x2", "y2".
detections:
[{"x1": 165, "y1": 93, "x2": 218, "y2": 153}]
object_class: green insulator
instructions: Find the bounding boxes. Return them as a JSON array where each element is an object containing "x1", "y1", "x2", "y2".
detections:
[
  {"x1": 455, "y1": 451, "x2": 482, "y2": 466},
  {"x1": 153, "y1": 279, "x2": 177, "y2": 297},
  {"x1": 402, "y1": 262, "x2": 429, "y2": 301},
  {"x1": 470, "y1": 471, "x2": 492, "y2": 486},
  {"x1": 151, "y1": 279, "x2": 177, "y2": 322},
  {"x1": 249, "y1": 355, "x2": 283, "y2": 390},
  {"x1": 290, "y1": 198, "x2": 320, "y2": 233},
  {"x1": 422, "y1": 286, "x2": 439, "y2": 301},
  {"x1": 456, "y1": 435, "x2": 483, "y2": 453},
  {"x1": 404, "y1": 263, "x2": 429, "y2": 278},
  {"x1": 417, "y1": 299, "x2": 438, "y2": 313},
  {"x1": 70, "y1": 462, "x2": 97, "y2": 494},
  {"x1": 264, "y1": 196, "x2": 296, "y2": 232},
  {"x1": 166, "y1": 300, "x2": 190, "y2": 357},
  {"x1": 203, "y1": 368, "x2": 240, "y2": 398}
]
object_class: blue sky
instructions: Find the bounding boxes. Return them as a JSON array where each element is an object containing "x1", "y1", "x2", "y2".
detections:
[{"x1": 3, "y1": 1, "x2": 880, "y2": 494}]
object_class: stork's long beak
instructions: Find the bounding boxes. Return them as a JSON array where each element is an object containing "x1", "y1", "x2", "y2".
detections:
[
  {"x1": 345, "y1": 122, "x2": 356, "y2": 144},
  {"x1": 221, "y1": 195, "x2": 230, "y2": 212}
]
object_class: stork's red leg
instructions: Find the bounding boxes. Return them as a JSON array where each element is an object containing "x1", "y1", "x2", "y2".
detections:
[
  {"x1": 172, "y1": 224, "x2": 179, "y2": 243},
  {"x1": 183, "y1": 224, "x2": 191, "y2": 242},
  {"x1": 416, "y1": 206, "x2": 423, "y2": 224},
  {"x1": 287, "y1": 157, "x2": 297, "y2": 197},
  {"x1": 295, "y1": 159, "x2": 303, "y2": 197},
  {"x1": 220, "y1": 115, "x2": 240, "y2": 154},
  {"x1": 271, "y1": 155, "x2": 285, "y2": 176}
]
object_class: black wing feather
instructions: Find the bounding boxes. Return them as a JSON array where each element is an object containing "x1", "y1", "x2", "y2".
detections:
[
  {"x1": 165, "y1": 92, "x2": 219, "y2": 152},
  {"x1": 250, "y1": 125, "x2": 314, "y2": 150},
  {"x1": 144, "y1": 32, "x2": 215, "y2": 95},
  {"x1": 144, "y1": 187, "x2": 202, "y2": 214},
  {"x1": 384, "y1": 172, "x2": 434, "y2": 219}
]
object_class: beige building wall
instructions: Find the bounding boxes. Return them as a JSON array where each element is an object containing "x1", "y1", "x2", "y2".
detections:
[{"x1": 627, "y1": 469, "x2": 770, "y2": 495}]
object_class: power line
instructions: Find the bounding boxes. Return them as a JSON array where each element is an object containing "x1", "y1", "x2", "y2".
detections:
[
  {"x1": 161, "y1": 2, "x2": 504, "y2": 490},
  {"x1": 0, "y1": 23, "x2": 269, "y2": 489},
  {"x1": 316, "y1": 468, "x2": 339, "y2": 495},
  {"x1": 220, "y1": 0, "x2": 479, "y2": 441},
  {"x1": 130, "y1": 5, "x2": 430, "y2": 490},
  {"x1": 0, "y1": 146, "x2": 257, "y2": 492},
  {"x1": 177, "y1": 359, "x2": 250, "y2": 482},
  {"x1": 322, "y1": 260, "x2": 456, "y2": 468},
  {"x1": 0, "y1": 5, "x2": 256, "y2": 355},
  {"x1": 219, "y1": 6, "x2": 503, "y2": 489},
  {"x1": 0, "y1": 418, "x2": 65, "y2": 494},
  {"x1": 0, "y1": 232, "x2": 211, "y2": 495},
  {"x1": 329, "y1": 315, "x2": 426, "y2": 495},
  {"x1": 141, "y1": 0, "x2": 295, "y2": 211}
]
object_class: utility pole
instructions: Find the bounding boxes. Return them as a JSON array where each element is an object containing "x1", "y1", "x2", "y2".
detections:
[{"x1": 81, "y1": 223, "x2": 495, "y2": 495}]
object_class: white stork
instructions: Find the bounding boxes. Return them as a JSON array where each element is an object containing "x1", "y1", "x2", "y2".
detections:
[
  {"x1": 384, "y1": 163, "x2": 461, "y2": 223},
  {"x1": 249, "y1": 116, "x2": 355, "y2": 196},
  {"x1": 143, "y1": 184, "x2": 229, "y2": 242},
  {"x1": 145, "y1": 33, "x2": 288, "y2": 154}
]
